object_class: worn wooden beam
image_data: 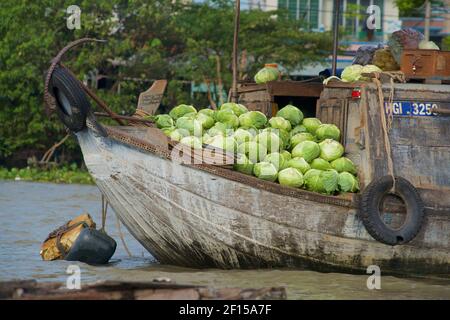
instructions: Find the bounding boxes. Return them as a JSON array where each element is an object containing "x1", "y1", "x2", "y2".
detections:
[
  {"x1": 0, "y1": 280, "x2": 287, "y2": 300},
  {"x1": 94, "y1": 112, "x2": 155, "y2": 124},
  {"x1": 238, "y1": 81, "x2": 323, "y2": 97},
  {"x1": 266, "y1": 81, "x2": 323, "y2": 97}
]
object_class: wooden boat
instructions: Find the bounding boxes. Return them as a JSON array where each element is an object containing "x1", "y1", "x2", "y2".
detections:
[
  {"x1": 72, "y1": 117, "x2": 449, "y2": 276},
  {"x1": 44, "y1": 40, "x2": 450, "y2": 277}
]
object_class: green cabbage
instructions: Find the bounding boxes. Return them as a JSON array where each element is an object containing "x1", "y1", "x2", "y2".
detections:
[
  {"x1": 169, "y1": 128, "x2": 189, "y2": 141},
  {"x1": 195, "y1": 112, "x2": 215, "y2": 129},
  {"x1": 255, "y1": 131, "x2": 282, "y2": 153},
  {"x1": 180, "y1": 136, "x2": 202, "y2": 149},
  {"x1": 205, "y1": 135, "x2": 237, "y2": 153},
  {"x1": 176, "y1": 116, "x2": 203, "y2": 136},
  {"x1": 304, "y1": 169, "x2": 324, "y2": 193},
  {"x1": 362, "y1": 64, "x2": 382, "y2": 75},
  {"x1": 239, "y1": 111, "x2": 267, "y2": 129},
  {"x1": 341, "y1": 64, "x2": 363, "y2": 82},
  {"x1": 269, "y1": 116, "x2": 292, "y2": 131},
  {"x1": 198, "y1": 108, "x2": 216, "y2": 119},
  {"x1": 154, "y1": 114, "x2": 174, "y2": 129},
  {"x1": 338, "y1": 172, "x2": 360, "y2": 193},
  {"x1": 361, "y1": 64, "x2": 382, "y2": 81},
  {"x1": 264, "y1": 152, "x2": 287, "y2": 171},
  {"x1": 254, "y1": 67, "x2": 279, "y2": 84},
  {"x1": 291, "y1": 140, "x2": 320, "y2": 162},
  {"x1": 276, "y1": 105, "x2": 304, "y2": 126},
  {"x1": 169, "y1": 104, "x2": 197, "y2": 120},
  {"x1": 237, "y1": 141, "x2": 267, "y2": 163},
  {"x1": 161, "y1": 126, "x2": 175, "y2": 136},
  {"x1": 331, "y1": 157, "x2": 357, "y2": 175},
  {"x1": 310, "y1": 158, "x2": 332, "y2": 170},
  {"x1": 419, "y1": 40, "x2": 440, "y2": 50},
  {"x1": 233, "y1": 154, "x2": 254, "y2": 175},
  {"x1": 320, "y1": 169, "x2": 339, "y2": 194},
  {"x1": 304, "y1": 169, "x2": 339, "y2": 194},
  {"x1": 207, "y1": 122, "x2": 228, "y2": 137},
  {"x1": 287, "y1": 157, "x2": 311, "y2": 174},
  {"x1": 281, "y1": 150, "x2": 292, "y2": 161},
  {"x1": 302, "y1": 118, "x2": 322, "y2": 134},
  {"x1": 233, "y1": 128, "x2": 254, "y2": 145},
  {"x1": 263, "y1": 127, "x2": 290, "y2": 150},
  {"x1": 215, "y1": 109, "x2": 240, "y2": 129},
  {"x1": 220, "y1": 103, "x2": 248, "y2": 117},
  {"x1": 290, "y1": 125, "x2": 307, "y2": 137},
  {"x1": 290, "y1": 132, "x2": 315, "y2": 149},
  {"x1": 315, "y1": 124, "x2": 341, "y2": 141},
  {"x1": 202, "y1": 133, "x2": 212, "y2": 143},
  {"x1": 278, "y1": 168, "x2": 304, "y2": 188},
  {"x1": 319, "y1": 139, "x2": 344, "y2": 162},
  {"x1": 253, "y1": 162, "x2": 278, "y2": 181}
]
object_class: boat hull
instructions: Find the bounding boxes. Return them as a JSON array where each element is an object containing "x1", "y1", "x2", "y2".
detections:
[{"x1": 77, "y1": 128, "x2": 450, "y2": 276}]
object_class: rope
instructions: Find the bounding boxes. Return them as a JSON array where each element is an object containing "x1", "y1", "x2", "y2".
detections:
[
  {"x1": 40, "y1": 133, "x2": 70, "y2": 163},
  {"x1": 115, "y1": 213, "x2": 133, "y2": 257},
  {"x1": 101, "y1": 195, "x2": 132, "y2": 257},
  {"x1": 101, "y1": 195, "x2": 108, "y2": 232},
  {"x1": 54, "y1": 221, "x2": 88, "y2": 258},
  {"x1": 373, "y1": 75, "x2": 396, "y2": 191},
  {"x1": 44, "y1": 38, "x2": 106, "y2": 114}
]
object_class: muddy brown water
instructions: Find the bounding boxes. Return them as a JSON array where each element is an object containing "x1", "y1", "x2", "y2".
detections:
[{"x1": 0, "y1": 181, "x2": 448, "y2": 299}]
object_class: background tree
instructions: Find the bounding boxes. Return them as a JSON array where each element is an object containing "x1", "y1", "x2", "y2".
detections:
[
  {"x1": 395, "y1": 0, "x2": 444, "y2": 17},
  {"x1": 0, "y1": 0, "x2": 332, "y2": 166}
]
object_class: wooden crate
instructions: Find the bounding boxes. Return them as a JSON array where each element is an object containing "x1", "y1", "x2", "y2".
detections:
[
  {"x1": 401, "y1": 49, "x2": 450, "y2": 81},
  {"x1": 238, "y1": 81, "x2": 323, "y2": 117}
]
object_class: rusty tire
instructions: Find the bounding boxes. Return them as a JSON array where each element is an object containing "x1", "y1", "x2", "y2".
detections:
[
  {"x1": 50, "y1": 66, "x2": 91, "y2": 132},
  {"x1": 359, "y1": 175, "x2": 425, "y2": 246}
]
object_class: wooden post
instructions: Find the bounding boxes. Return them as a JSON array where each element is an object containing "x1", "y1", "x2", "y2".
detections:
[
  {"x1": 424, "y1": 0, "x2": 431, "y2": 41},
  {"x1": 332, "y1": 0, "x2": 341, "y2": 76},
  {"x1": 231, "y1": 0, "x2": 240, "y2": 103}
]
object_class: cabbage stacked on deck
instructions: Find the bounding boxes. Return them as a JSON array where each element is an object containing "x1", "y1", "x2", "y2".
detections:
[{"x1": 154, "y1": 103, "x2": 359, "y2": 195}]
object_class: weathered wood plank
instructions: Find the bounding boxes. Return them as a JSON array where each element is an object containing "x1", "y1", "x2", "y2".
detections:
[{"x1": 389, "y1": 117, "x2": 450, "y2": 147}]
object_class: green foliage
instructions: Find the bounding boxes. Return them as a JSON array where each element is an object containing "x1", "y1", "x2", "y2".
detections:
[
  {"x1": 0, "y1": 0, "x2": 331, "y2": 166},
  {"x1": 442, "y1": 36, "x2": 450, "y2": 51},
  {"x1": 0, "y1": 165, "x2": 94, "y2": 184},
  {"x1": 395, "y1": 0, "x2": 425, "y2": 16}
]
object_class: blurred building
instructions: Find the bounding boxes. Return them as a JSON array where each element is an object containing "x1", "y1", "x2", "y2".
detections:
[
  {"x1": 400, "y1": 0, "x2": 450, "y2": 45},
  {"x1": 248, "y1": 0, "x2": 400, "y2": 42}
]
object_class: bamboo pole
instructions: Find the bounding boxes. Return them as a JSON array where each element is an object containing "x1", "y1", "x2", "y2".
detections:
[
  {"x1": 332, "y1": 0, "x2": 341, "y2": 76},
  {"x1": 424, "y1": 0, "x2": 431, "y2": 42},
  {"x1": 231, "y1": 0, "x2": 240, "y2": 102}
]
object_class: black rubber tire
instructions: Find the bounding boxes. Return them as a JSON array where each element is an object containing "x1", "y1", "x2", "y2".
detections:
[
  {"x1": 359, "y1": 175, "x2": 425, "y2": 246},
  {"x1": 50, "y1": 66, "x2": 91, "y2": 132}
]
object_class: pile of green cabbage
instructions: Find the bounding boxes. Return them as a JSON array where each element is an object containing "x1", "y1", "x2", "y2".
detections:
[
  {"x1": 341, "y1": 64, "x2": 382, "y2": 82},
  {"x1": 157, "y1": 103, "x2": 359, "y2": 195}
]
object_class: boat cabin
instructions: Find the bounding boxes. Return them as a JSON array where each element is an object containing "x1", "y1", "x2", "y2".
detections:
[{"x1": 239, "y1": 79, "x2": 450, "y2": 213}]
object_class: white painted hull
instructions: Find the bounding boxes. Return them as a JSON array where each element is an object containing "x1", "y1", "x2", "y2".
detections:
[{"x1": 77, "y1": 128, "x2": 450, "y2": 275}]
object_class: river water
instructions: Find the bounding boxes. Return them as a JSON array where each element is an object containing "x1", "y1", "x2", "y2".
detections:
[{"x1": 0, "y1": 180, "x2": 448, "y2": 299}]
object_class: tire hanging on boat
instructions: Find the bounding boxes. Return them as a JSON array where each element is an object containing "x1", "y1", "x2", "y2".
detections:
[
  {"x1": 49, "y1": 66, "x2": 91, "y2": 132},
  {"x1": 359, "y1": 175, "x2": 425, "y2": 246}
]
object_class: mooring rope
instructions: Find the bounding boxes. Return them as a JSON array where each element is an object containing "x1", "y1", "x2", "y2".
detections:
[
  {"x1": 373, "y1": 74, "x2": 396, "y2": 191},
  {"x1": 40, "y1": 133, "x2": 70, "y2": 163},
  {"x1": 101, "y1": 195, "x2": 132, "y2": 257},
  {"x1": 101, "y1": 195, "x2": 108, "y2": 232},
  {"x1": 115, "y1": 213, "x2": 133, "y2": 257}
]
